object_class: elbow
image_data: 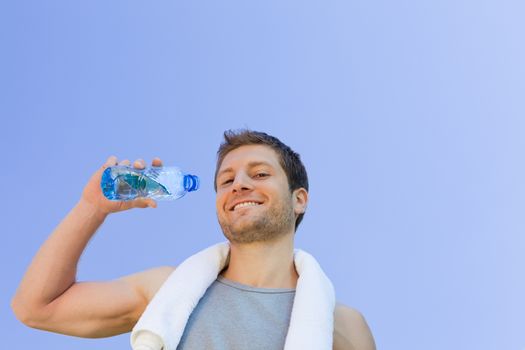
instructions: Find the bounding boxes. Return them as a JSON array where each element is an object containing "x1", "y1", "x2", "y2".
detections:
[
  {"x1": 11, "y1": 296, "x2": 34, "y2": 327},
  {"x1": 11, "y1": 296, "x2": 48, "y2": 329},
  {"x1": 11, "y1": 296, "x2": 31, "y2": 326}
]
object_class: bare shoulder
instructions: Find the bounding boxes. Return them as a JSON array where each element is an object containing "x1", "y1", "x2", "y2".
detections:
[
  {"x1": 333, "y1": 302, "x2": 376, "y2": 350},
  {"x1": 118, "y1": 265, "x2": 175, "y2": 303}
]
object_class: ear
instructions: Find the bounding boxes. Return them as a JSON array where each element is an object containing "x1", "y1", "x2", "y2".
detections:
[{"x1": 292, "y1": 188, "x2": 308, "y2": 216}]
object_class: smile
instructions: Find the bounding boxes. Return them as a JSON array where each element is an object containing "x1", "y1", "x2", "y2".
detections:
[{"x1": 232, "y1": 201, "x2": 262, "y2": 211}]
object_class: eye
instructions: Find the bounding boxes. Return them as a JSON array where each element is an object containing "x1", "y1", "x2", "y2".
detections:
[
  {"x1": 222, "y1": 179, "x2": 233, "y2": 185},
  {"x1": 254, "y1": 173, "x2": 269, "y2": 179}
]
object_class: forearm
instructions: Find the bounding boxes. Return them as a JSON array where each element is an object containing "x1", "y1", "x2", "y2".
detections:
[{"x1": 12, "y1": 199, "x2": 108, "y2": 313}]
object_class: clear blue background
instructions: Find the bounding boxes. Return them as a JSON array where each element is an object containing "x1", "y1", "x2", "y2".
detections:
[{"x1": 2, "y1": 1, "x2": 524, "y2": 349}]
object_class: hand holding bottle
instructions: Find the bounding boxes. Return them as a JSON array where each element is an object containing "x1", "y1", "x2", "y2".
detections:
[{"x1": 81, "y1": 156, "x2": 162, "y2": 215}]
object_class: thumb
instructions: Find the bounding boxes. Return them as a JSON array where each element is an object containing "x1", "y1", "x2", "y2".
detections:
[{"x1": 133, "y1": 198, "x2": 156, "y2": 209}]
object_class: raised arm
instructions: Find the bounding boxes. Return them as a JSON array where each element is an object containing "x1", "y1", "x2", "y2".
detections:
[{"x1": 11, "y1": 156, "x2": 174, "y2": 338}]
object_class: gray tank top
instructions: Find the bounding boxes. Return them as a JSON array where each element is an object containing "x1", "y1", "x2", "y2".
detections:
[{"x1": 176, "y1": 275, "x2": 296, "y2": 350}]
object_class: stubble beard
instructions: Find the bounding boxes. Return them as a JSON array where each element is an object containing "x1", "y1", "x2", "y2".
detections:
[{"x1": 218, "y1": 197, "x2": 295, "y2": 244}]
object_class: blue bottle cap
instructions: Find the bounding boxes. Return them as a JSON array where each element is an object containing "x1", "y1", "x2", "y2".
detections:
[{"x1": 184, "y1": 175, "x2": 200, "y2": 192}]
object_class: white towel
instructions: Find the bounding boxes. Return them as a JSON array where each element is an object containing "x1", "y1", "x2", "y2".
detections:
[{"x1": 130, "y1": 241, "x2": 336, "y2": 350}]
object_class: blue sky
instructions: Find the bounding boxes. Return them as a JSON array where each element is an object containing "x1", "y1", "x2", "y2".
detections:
[{"x1": 2, "y1": 1, "x2": 524, "y2": 349}]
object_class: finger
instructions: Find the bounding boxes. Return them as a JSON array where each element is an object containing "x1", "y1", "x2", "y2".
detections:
[
  {"x1": 119, "y1": 201, "x2": 133, "y2": 211},
  {"x1": 119, "y1": 159, "x2": 131, "y2": 166},
  {"x1": 133, "y1": 159, "x2": 146, "y2": 169},
  {"x1": 133, "y1": 198, "x2": 151, "y2": 209},
  {"x1": 139, "y1": 199, "x2": 157, "y2": 208},
  {"x1": 152, "y1": 157, "x2": 163, "y2": 167},
  {"x1": 103, "y1": 155, "x2": 118, "y2": 169},
  {"x1": 142, "y1": 199, "x2": 156, "y2": 208}
]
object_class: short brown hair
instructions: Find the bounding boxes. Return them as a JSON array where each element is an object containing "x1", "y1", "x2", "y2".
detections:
[{"x1": 214, "y1": 129, "x2": 309, "y2": 231}]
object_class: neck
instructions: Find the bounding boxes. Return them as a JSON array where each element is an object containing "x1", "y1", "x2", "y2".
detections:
[{"x1": 220, "y1": 233, "x2": 299, "y2": 289}]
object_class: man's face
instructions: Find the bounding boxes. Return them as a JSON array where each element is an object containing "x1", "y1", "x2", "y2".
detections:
[{"x1": 215, "y1": 145, "x2": 302, "y2": 244}]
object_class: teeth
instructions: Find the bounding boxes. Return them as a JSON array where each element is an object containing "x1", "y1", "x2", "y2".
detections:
[{"x1": 234, "y1": 201, "x2": 261, "y2": 210}]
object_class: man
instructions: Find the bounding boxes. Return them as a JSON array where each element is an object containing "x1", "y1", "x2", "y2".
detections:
[{"x1": 11, "y1": 129, "x2": 376, "y2": 349}]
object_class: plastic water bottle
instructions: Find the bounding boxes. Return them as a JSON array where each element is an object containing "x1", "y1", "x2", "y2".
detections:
[{"x1": 101, "y1": 165, "x2": 199, "y2": 201}]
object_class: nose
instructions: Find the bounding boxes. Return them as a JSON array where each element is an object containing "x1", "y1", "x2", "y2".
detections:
[{"x1": 231, "y1": 173, "x2": 253, "y2": 193}]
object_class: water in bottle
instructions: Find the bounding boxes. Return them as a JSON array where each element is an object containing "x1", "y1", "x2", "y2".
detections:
[{"x1": 101, "y1": 165, "x2": 199, "y2": 201}]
